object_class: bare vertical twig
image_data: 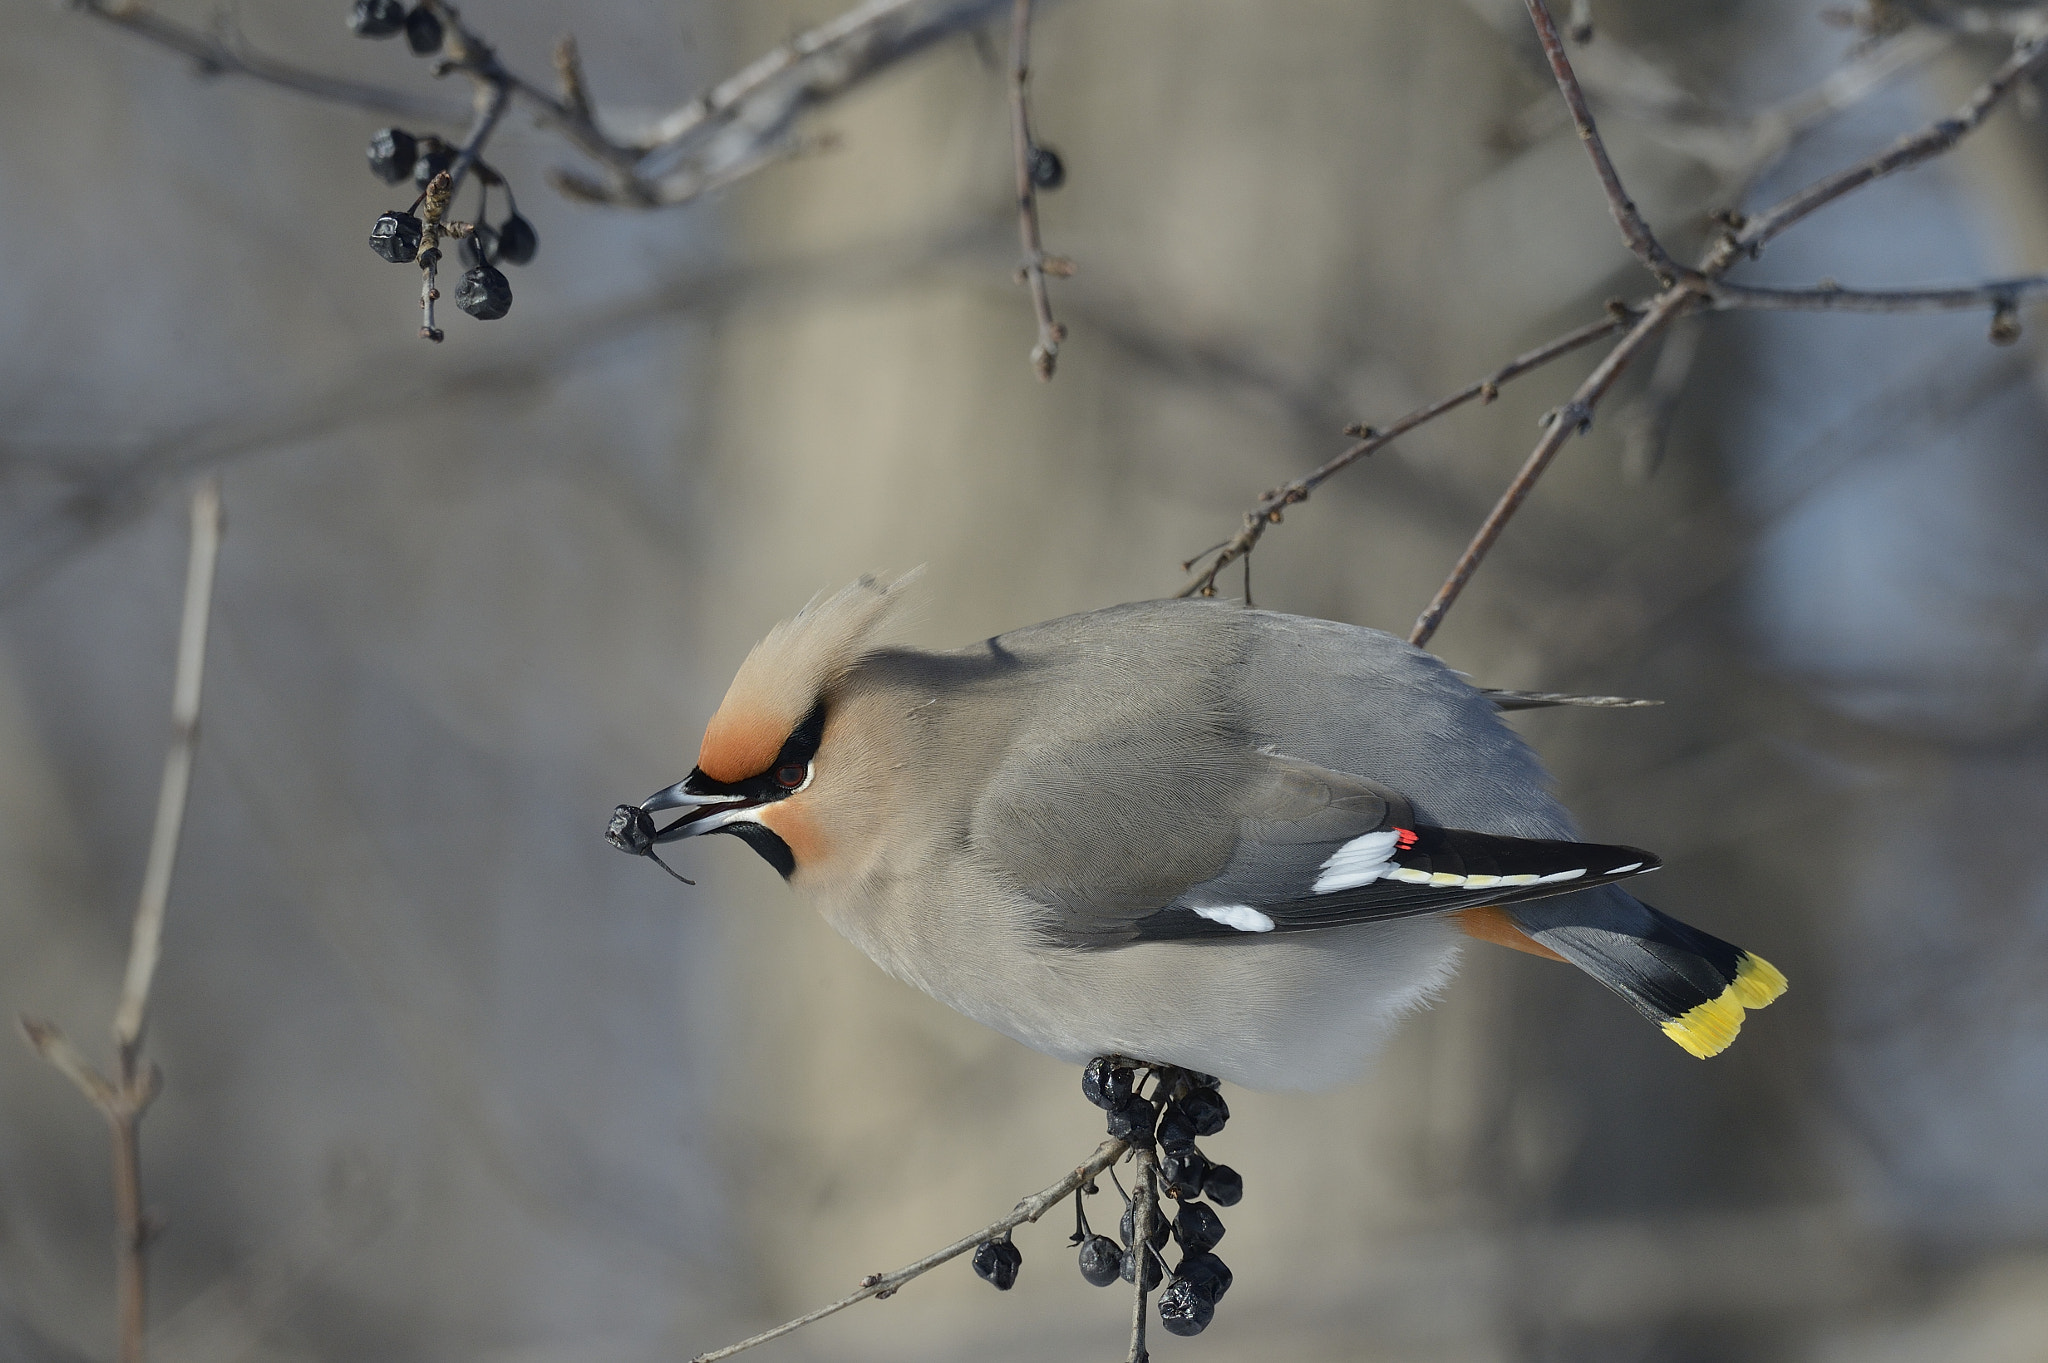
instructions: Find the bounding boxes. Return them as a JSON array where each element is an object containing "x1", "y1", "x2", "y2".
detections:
[
  {"x1": 21, "y1": 478, "x2": 224, "y2": 1363},
  {"x1": 1009, "y1": 0, "x2": 1067, "y2": 379},
  {"x1": 1126, "y1": 1145, "x2": 1158, "y2": 1363}
]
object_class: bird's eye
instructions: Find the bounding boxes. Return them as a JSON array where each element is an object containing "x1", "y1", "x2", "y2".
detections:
[{"x1": 776, "y1": 764, "x2": 808, "y2": 789}]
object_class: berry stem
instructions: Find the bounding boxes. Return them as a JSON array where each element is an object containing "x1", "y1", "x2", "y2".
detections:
[{"x1": 1127, "y1": 1145, "x2": 1158, "y2": 1363}]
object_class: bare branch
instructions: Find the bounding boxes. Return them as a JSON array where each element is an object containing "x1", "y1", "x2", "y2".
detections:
[
  {"x1": 690, "y1": 1138, "x2": 1128, "y2": 1363},
  {"x1": 1707, "y1": 274, "x2": 2048, "y2": 313},
  {"x1": 70, "y1": 0, "x2": 454, "y2": 122},
  {"x1": 1408, "y1": 287, "x2": 1693, "y2": 648},
  {"x1": 19, "y1": 1017, "x2": 116, "y2": 1107},
  {"x1": 69, "y1": 0, "x2": 1012, "y2": 209},
  {"x1": 1523, "y1": 0, "x2": 1677, "y2": 279},
  {"x1": 1126, "y1": 1146, "x2": 1158, "y2": 1363},
  {"x1": 1009, "y1": 0, "x2": 1066, "y2": 379},
  {"x1": 18, "y1": 479, "x2": 222, "y2": 1363},
  {"x1": 632, "y1": 0, "x2": 1013, "y2": 203},
  {"x1": 552, "y1": 34, "x2": 594, "y2": 126},
  {"x1": 1176, "y1": 308, "x2": 1636, "y2": 597},
  {"x1": 112, "y1": 480, "x2": 223, "y2": 1062},
  {"x1": 1715, "y1": 29, "x2": 2048, "y2": 266}
]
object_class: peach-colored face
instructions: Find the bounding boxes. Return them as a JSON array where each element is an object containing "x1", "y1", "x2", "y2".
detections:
[{"x1": 756, "y1": 798, "x2": 826, "y2": 870}]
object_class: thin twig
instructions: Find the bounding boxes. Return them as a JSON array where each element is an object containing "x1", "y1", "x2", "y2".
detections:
[
  {"x1": 1176, "y1": 308, "x2": 1636, "y2": 596},
  {"x1": 20, "y1": 478, "x2": 224, "y2": 1363},
  {"x1": 1713, "y1": 30, "x2": 2048, "y2": 267},
  {"x1": 1009, "y1": 0, "x2": 1067, "y2": 379},
  {"x1": 1126, "y1": 1145, "x2": 1157, "y2": 1363},
  {"x1": 112, "y1": 480, "x2": 222, "y2": 1061},
  {"x1": 70, "y1": 0, "x2": 452, "y2": 121},
  {"x1": 1524, "y1": 0, "x2": 1677, "y2": 279},
  {"x1": 444, "y1": 78, "x2": 514, "y2": 203},
  {"x1": 635, "y1": 0, "x2": 1008, "y2": 182},
  {"x1": 1408, "y1": 288, "x2": 1692, "y2": 648},
  {"x1": 1707, "y1": 274, "x2": 2048, "y2": 313},
  {"x1": 19, "y1": 1019, "x2": 116, "y2": 1106},
  {"x1": 689, "y1": 1138, "x2": 1128, "y2": 1363},
  {"x1": 1405, "y1": 20, "x2": 2048, "y2": 645},
  {"x1": 70, "y1": 0, "x2": 1008, "y2": 208},
  {"x1": 552, "y1": 35, "x2": 594, "y2": 126}
]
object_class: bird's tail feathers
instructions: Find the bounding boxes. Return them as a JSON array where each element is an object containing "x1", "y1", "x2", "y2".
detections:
[{"x1": 1505, "y1": 893, "x2": 1786, "y2": 1058}]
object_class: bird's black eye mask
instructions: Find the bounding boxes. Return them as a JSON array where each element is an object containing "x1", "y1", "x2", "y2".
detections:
[{"x1": 605, "y1": 702, "x2": 827, "y2": 882}]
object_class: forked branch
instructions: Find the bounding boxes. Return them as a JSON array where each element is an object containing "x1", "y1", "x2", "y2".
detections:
[{"x1": 20, "y1": 478, "x2": 224, "y2": 1363}]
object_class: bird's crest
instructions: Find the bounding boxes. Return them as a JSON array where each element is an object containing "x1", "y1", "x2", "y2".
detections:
[{"x1": 698, "y1": 573, "x2": 921, "y2": 782}]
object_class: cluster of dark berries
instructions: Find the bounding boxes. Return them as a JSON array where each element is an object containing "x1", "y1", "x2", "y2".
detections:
[
  {"x1": 348, "y1": 0, "x2": 444, "y2": 55},
  {"x1": 364, "y1": 125, "x2": 537, "y2": 330},
  {"x1": 970, "y1": 1059, "x2": 1241, "y2": 1341},
  {"x1": 1081, "y1": 1060, "x2": 1238, "y2": 1337}
]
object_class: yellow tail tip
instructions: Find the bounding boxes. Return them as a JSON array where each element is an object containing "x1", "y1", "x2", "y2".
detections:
[{"x1": 1660, "y1": 952, "x2": 1788, "y2": 1058}]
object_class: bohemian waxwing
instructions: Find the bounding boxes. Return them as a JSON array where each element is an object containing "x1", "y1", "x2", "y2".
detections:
[{"x1": 606, "y1": 577, "x2": 1785, "y2": 1090}]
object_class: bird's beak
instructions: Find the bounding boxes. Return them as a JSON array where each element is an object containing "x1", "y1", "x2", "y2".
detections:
[{"x1": 606, "y1": 769, "x2": 761, "y2": 860}]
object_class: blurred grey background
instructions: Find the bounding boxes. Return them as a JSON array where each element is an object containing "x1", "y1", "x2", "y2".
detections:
[{"x1": 5, "y1": 1, "x2": 2048, "y2": 1360}]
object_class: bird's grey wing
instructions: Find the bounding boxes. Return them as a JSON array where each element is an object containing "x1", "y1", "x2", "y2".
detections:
[{"x1": 979, "y1": 738, "x2": 1660, "y2": 946}]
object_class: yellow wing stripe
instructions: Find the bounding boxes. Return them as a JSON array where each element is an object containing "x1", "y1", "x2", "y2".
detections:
[{"x1": 1659, "y1": 952, "x2": 1788, "y2": 1059}]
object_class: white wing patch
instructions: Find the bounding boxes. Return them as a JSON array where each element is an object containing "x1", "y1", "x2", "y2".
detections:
[
  {"x1": 1313, "y1": 830, "x2": 1401, "y2": 894},
  {"x1": 1192, "y1": 903, "x2": 1277, "y2": 933}
]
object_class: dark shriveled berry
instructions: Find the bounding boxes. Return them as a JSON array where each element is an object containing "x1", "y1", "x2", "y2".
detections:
[
  {"x1": 1104, "y1": 1095, "x2": 1155, "y2": 1142},
  {"x1": 404, "y1": 4, "x2": 443, "y2": 54},
  {"x1": 1119, "y1": 1244, "x2": 1163, "y2": 1290},
  {"x1": 1119, "y1": 1197, "x2": 1171, "y2": 1251},
  {"x1": 1171, "y1": 1200, "x2": 1225, "y2": 1256},
  {"x1": 1159, "y1": 1147, "x2": 1209, "y2": 1201},
  {"x1": 368, "y1": 210, "x2": 423, "y2": 263},
  {"x1": 494, "y1": 213, "x2": 538, "y2": 265},
  {"x1": 1156, "y1": 1278, "x2": 1215, "y2": 1336},
  {"x1": 1082, "y1": 1058, "x2": 1133, "y2": 1111},
  {"x1": 1027, "y1": 143, "x2": 1065, "y2": 190},
  {"x1": 971, "y1": 1237, "x2": 1021, "y2": 1290},
  {"x1": 460, "y1": 225, "x2": 497, "y2": 269},
  {"x1": 455, "y1": 263, "x2": 512, "y2": 320},
  {"x1": 1182, "y1": 1086, "x2": 1229, "y2": 1136},
  {"x1": 366, "y1": 127, "x2": 418, "y2": 184},
  {"x1": 413, "y1": 141, "x2": 456, "y2": 190},
  {"x1": 606, "y1": 805, "x2": 656, "y2": 856},
  {"x1": 1175, "y1": 1251, "x2": 1233, "y2": 1304},
  {"x1": 348, "y1": 0, "x2": 406, "y2": 37},
  {"x1": 1156, "y1": 1102, "x2": 1198, "y2": 1155},
  {"x1": 1077, "y1": 1234, "x2": 1121, "y2": 1287},
  {"x1": 1200, "y1": 1163, "x2": 1242, "y2": 1207}
]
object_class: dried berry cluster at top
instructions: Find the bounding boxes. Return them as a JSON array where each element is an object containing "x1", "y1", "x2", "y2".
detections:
[
  {"x1": 347, "y1": 0, "x2": 443, "y2": 54},
  {"x1": 350, "y1": 1, "x2": 538, "y2": 334},
  {"x1": 971, "y1": 1059, "x2": 1242, "y2": 1341}
]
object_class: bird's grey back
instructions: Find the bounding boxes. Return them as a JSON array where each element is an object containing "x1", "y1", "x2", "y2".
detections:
[{"x1": 864, "y1": 593, "x2": 1581, "y2": 900}]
